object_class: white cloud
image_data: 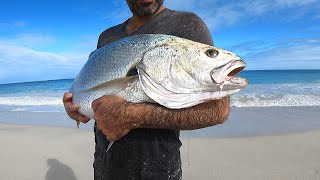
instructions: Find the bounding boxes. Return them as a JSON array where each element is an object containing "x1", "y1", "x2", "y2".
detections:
[
  {"x1": 165, "y1": 0, "x2": 319, "y2": 30},
  {"x1": 0, "y1": 21, "x2": 28, "y2": 32},
  {"x1": 98, "y1": 0, "x2": 131, "y2": 26},
  {"x1": 242, "y1": 38, "x2": 320, "y2": 70},
  {"x1": 13, "y1": 21, "x2": 27, "y2": 28},
  {"x1": 0, "y1": 28, "x2": 101, "y2": 84},
  {"x1": 94, "y1": 0, "x2": 319, "y2": 31},
  {"x1": 0, "y1": 40, "x2": 88, "y2": 84},
  {"x1": 2, "y1": 33, "x2": 56, "y2": 48}
]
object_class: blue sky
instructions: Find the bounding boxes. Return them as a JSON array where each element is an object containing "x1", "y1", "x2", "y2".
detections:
[{"x1": 0, "y1": 0, "x2": 319, "y2": 84}]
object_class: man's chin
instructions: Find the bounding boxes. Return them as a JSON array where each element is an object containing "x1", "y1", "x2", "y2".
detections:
[
  {"x1": 127, "y1": 0, "x2": 163, "y2": 16},
  {"x1": 134, "y1": 8, "x2": 156, "y2": 16}
]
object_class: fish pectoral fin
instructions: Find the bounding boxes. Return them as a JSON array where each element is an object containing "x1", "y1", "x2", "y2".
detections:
[{"x1": 83, "y1": 76, "x2": 138, "y2": 93}]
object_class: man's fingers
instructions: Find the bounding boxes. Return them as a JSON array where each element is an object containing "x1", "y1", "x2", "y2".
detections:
[
  {"x1": 108, "y1": 129, "x2": 129, "y2": 141},
  {"x1": 72, "y1": 113, "x2": 90, "y2": 123},
  {"x1": 70, "y1": 104, "x2": 79, "y2": 111},
  {"x1": 63, "y1": 92, "x2": 90, "y2": 126},
  {"x1": 63, "y1": 92, "x2": 72, "y2": 103},
  {"x1": 95, "y1": 117, "x2": 130, "y2": 141},
  {"x1": 74, "y1": 115, "x2": 90, "y2": 128},
  {"x1": 92, "y1": 98, "x2": 102, "y2": 113},
  {"x1": 65, "y1": 104, "x2": 79, "y2": 112},
  {"x1": 78, "y1": 115, "x2": 90, "y2": 123},
  {"x1": 104, "y1": 129, "x2": 129, "y2": 141},
  {"x1": 100, "y1": 128, "x2": 116, "y2": 141}
]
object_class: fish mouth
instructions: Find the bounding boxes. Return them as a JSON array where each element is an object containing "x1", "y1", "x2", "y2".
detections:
[{"x1": 210, "y1": 59, "x2": 248, "y2": 89}]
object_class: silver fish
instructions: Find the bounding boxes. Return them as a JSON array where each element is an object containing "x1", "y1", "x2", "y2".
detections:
[{"x1": 70, "y1": 34, "x2": 247, "y2": 121}]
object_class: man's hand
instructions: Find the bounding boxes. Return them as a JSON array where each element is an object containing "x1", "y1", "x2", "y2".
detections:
[
  {"x1": 63, "y1": 92, "x2": 90, "y2": 125},
  {"x1": 92, "y1": 95, "x2": 140, "y2": 141}
]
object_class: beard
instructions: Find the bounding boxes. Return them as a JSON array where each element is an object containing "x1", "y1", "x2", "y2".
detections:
[{"x1": 126, "y1": 0, "x2": 164, "y2": 16}]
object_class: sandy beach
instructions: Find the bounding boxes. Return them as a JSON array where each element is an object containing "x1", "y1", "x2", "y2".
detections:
[
  {"x1": 180, "y1": 131, "x2": 320, "y2": 180},
  {"x1": 0, "y1": 124, "x2": 95, "y2": 180},
  {"x1": 0, "y1": 106, "x2": 319, "y2": 180}
]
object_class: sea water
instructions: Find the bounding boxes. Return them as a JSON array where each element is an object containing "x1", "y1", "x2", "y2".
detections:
[
  {"x1": 1, "y1": 70, "x2": 319, "y2": 113},
  {"x1": 233, "y1": 70, "x2": 320, "y2": 107},
  {"x1": 0, "y1": 79, "x2": 71, "y2": 112},
  {"x1": 1, "y1": 70, "x2": 320, "y2": 135}
]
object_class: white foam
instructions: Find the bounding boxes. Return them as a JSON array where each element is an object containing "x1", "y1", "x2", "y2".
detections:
[
  {"x1": 1, "y1": 93, "x2": 319, "y2": 108},
  {"x1": 231, "y1": 94, "x2": 320, "y2": 107},
  {"x1": 10, "y1": 107, "x2": 27, "y2": 111},
  {"x1": 0, "y1": 96, "x2": 63, "y2": 106}
]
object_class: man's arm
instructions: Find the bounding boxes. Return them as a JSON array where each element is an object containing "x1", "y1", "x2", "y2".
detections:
[
  {"x1": 133, "y1": 98, "x2": 229, "y2": 130},
  {"x1": 92, "y1": 96, "x2": 229, "y2": 141}
]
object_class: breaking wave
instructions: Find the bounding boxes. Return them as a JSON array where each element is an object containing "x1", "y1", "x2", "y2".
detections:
[
  {"x1": 0, "y1": 94, "x2": 319, "y2": 109},
  {"x1": 231, "y1": 94, "x2": 320, "y2": 107},
  {"x1": 0, "y1": 80, "x2": 319, "y2": 110},
  {"x1": 230, "y1": 82, "x2": 320, "y2": 107},
  {"x1": 0, "y1": 96, "x2": 63, "y2": 106}
]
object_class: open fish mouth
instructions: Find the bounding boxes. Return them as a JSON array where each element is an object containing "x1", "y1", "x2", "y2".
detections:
[{"x1": 210, "y1": 59, "x2": 247, "y2": 88}]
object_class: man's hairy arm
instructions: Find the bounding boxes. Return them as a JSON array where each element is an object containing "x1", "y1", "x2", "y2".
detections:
[
  {"x1": 92, "y1": 96, "x2": 229, "y2": 141},
  {"x1": 131, "y1": 97, "x2": 230, "y2": 130}
]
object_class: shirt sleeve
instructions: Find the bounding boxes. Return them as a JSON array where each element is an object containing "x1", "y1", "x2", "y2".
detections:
[{"x1": 176, "y1": 12, "x2": 214, "y2": 46}]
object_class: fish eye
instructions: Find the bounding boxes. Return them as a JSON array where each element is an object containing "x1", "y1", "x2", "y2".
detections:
[{"x1": 206, "y1": 49, "x2": 219, "y2": 58}]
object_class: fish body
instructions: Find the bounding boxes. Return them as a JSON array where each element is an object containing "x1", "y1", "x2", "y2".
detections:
[{"x1": 70, "y1": 34, "x2": 248, "y2": 119}]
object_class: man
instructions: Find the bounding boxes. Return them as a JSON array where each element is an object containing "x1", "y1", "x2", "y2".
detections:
[{"x1": 63, "y1": 0, "x2": 230, "y2": 179}]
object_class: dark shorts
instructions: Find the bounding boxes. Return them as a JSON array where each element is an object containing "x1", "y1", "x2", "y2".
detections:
[{"x1": 93, "y1": 127, "x2": 182, "y2": 180}]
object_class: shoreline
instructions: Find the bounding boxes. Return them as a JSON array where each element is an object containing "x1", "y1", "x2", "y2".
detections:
[
  {"x1": 1, "y1": 106, "x2": 319, "y2": 138},
  {"x1": 182, "y1": 106, "x2": 320, "y2": 138},
  {"x1": 0, "y1": 110, "x2": 95, "y2": 131}
]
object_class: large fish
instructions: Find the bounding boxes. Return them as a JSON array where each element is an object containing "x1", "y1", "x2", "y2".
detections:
[{"x1": 70, "y1": 34, "x2": 248, "y2": 119}]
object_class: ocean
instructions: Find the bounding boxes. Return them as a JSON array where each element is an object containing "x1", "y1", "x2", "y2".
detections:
[{"x1": 0, "y1": 70, "x2": 319, "y2": 113}]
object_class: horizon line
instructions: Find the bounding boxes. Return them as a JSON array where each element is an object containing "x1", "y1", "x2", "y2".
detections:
[{"x1": 1, "y1": 69, "x2": 320, "y2": 85}]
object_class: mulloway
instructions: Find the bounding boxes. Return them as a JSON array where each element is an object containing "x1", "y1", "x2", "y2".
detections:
[{"x1": 70, "y1": 34, "x2": 248, "y2": 120}]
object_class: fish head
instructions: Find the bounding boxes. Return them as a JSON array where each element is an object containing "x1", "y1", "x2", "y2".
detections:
[
  {"x1": 166, "y1": 39, "x2": 248, "y2": 92},
  {"x1": 137, "y1": 36, "x2": 248, "y2": 108}
]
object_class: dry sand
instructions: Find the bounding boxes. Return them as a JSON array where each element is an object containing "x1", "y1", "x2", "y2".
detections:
[
  {"x1": 0, "y1": 106, "x2": 319, "y2": 179},
  {"x1": 0, "y1": 124, "x2": 94, "y2": 180},
  {"x1": 0, "y1": 124, "x2": 320, "y2": 180},
  {"x1": 180, "y1": 131, "x2": 320, "y2": 180}
]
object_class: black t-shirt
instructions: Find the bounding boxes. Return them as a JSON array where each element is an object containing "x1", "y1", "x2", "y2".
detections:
[{"x1": 93, "y1": 8, "x2": 213, "y2": 180}]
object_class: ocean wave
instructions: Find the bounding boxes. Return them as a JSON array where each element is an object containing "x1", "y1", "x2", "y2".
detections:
[
  {"x1": 231, "y1": 94, "x2": 320, "y2": 107},
  {"x1": 10, "y1": 107, "x2": 27, "y2": 111},
  {"x1": 0, "y1": 96, "x2": 63, "y2": 106},
  {"x1": 0, "y1": 94, "x2": 319, "y2": 108},
  {"x1": 241, "y1": 83, "x2": 320, "y2": 95}
]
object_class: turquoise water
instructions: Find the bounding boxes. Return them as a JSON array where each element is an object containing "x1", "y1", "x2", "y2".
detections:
[
  {"x1": 234, "y1": 70, "x2": 320, "y2": 107},
  {"x1": 239, "y1": 70, "x2": 320, "y2": 84},
  {"x1": 0, "y1": 70, "x2": 320, "y2": 112}
]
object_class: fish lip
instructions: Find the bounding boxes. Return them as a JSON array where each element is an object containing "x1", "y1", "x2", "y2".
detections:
[
  {"x1": 210, "y1": 59, "x2": 246, "y2": 84},
  {"x1": 225, "y1": 77, "x2": 249, "y2": 87}
]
